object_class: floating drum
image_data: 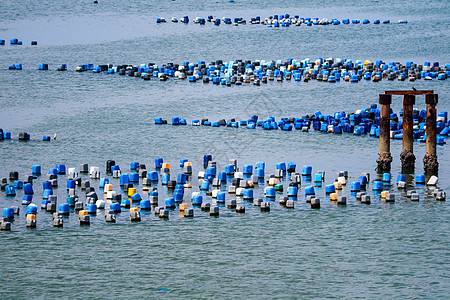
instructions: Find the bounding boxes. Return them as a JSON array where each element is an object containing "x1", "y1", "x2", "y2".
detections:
[
  {"x1": 310, "y1": 198, "x2": 320, "y2": 209},
  {"x1": 361, "y1": 195, "x2": 371, "y2": 204},
  {"x1": 261, "y1": 202, "x2": 270, "y2": 212},
  {"x1": 59, "y1": 203, "x2": 70, "y2": 215},
  {"x1": 372, "y1": 181, "x2": 383, "y2": 190},
  {"x1": 351, "y1": 181, "x2": 361, "y2": 192},
  {"x1": 385, "y1": 194, "x2": 395, "y2": 202},
  {"x1": 427, "y1": 175, "x2": 438, "y2": 186}
]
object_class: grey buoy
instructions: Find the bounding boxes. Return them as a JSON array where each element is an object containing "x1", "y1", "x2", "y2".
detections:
[
  {"x1": 361, "y1": 195, "x2": 371, "y2": 204},
  {"x1": 310, "y1": 198, "x2": 320, "y2": 209},
  {"x1": 1, "y1": 221, "x2": 11, "y2": 231},
  {"x1": 201, "y1": 202, "x2": 210, "y2": 211},
  {"x1": 253, "y1": 198, "x2": 262, "y2": 206},
  {"x1": 184, "y1": 208, "x2": 194, "y2": 218},
  {"x1": 337, "y1": 196, "x2": 347, "y2": 205},
  {"x1": 236, "y1": 205, "x2": 245, "y2": 213},
  {"x1": 385, "y1": 194, "x2": 395, "y2": 202},
  {"x1": 286, "y1": 200, "x2": 295, "y2": 209},
  {"x1": 260, "y1": 202, "x2": 270, "y2": 212},
  {"x1": 210, "y1": 206, "x2": 219, "y2": 216},
  {"x1": 105, "y1": 210, "x2": 116, "y2": 223},
  {"x1": 227, "y1": 199, "x2": 236, "y2": 209}
]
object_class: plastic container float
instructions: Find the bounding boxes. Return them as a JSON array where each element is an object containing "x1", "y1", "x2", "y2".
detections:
[
  {"x1": 372, "y1": 180, "x2": 383, "y2": 190},
  {"x1": 415, "y1": 174, "x2": 425, "y2": 184}
]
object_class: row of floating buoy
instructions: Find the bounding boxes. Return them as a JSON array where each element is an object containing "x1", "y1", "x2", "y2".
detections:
[
  {"x1": 0, "y1": 129, "x2": 56, "y2": 141},
  {"x1": 154, "y1": 15, "x2": 407, "y2": 27},
  {"x1": 0, "y1": 156, "x2": 445, "y2": 231},
  {"x1": 8, "y1": 59, "x2": 450, "y2": 83},
  {"x1": 0, "y1": 39, "x2": 37, "y2": 46},
  {"x1": 155, "y1": 106, "x2": 449, "y2": 145}
]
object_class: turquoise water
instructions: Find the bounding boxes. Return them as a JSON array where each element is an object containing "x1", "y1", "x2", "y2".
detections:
[{"x1": 0, "y1": 0, "x2": 449, "y2": 298}]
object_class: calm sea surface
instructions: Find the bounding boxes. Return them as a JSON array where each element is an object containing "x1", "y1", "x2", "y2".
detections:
[{"x1": 0, "y1": 0, "x2": 449, "y2": 298}]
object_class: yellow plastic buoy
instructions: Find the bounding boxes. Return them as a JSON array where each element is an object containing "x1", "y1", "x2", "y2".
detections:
[
  {"x1": 344, "y1": 75, "x2": 350, "y2": 82},
  {"x1": 26, "y1": 214, "x2": 36, "y2": 220},
  {"x1": 179, "y1": 203, "x2": 188, "y2": 211},
  {"x1": 128, "y1": 187, "x2": 137, "y2": 197},
  {"x1": 130, "y1": 207, "x2": 139, "y2": 213},
  {"x1": 330, "y1": 193, "x2": 338, "y2": 201},
  {"x1": 247, "y1": 181, "x2": 254, "y2": 188},
  {"x1": 287, "y1": 65, "x2": 293, "y2": 71},
  {"x1": 381, "y1": 191, "x2": 389, "y2": 199},
  {"x1": 162, "y1": 163, "x2": 170, "y2": 169},
  {"x1": 184, "y1": 183, "x2": 192, "y2": 189},
  {"x1": 184, "y1": 161, "x2": 192, "y2": 167},
  {"x1": 334, "y1": 182, "x2": 343, "y2": 190},
  {"x1": 79, "y1": 210, "x2": 88, "y2": 216}
]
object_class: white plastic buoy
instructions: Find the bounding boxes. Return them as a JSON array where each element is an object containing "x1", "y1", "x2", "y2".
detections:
[{"x1": 427, "y1": 175, "x2": 438, "y2": 186}]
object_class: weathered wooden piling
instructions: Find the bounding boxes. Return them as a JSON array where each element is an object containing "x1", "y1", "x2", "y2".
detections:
[
  {"x1": 424, "y1": 93, "x2": 439, "y2": 174},
  {"x1": 400, "y1": 94, "x2": 416, "y2": 172},
  {"x1": 376, "y1": 94, "x2": 392, "y2": 171}
]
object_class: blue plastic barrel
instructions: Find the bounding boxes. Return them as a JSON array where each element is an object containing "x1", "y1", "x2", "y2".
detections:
[
  {"x1": 287, "y1": 186, "x2": 298, "y2": 197},
  {"x1": 257, "y1": 162, "x2": 265, "y2": 170},
  {"x1": 110, "y1": 202, "x2": 121, "y2": 213},
  {"x1": 243, "y1": 165, "x2": 253, "y2": 174},
  {"x1": 131, "y1": 193, "x2": 142, "y2": 202},
  {"x1": 42, "y1": 189, "x2": 53, "y2": 199},
  {"x1": 206, "y1": 166, "x2": 216, "y2": 177},
  {"x1": 130, "y1": 162, "x2": 139, "y2": 171},
  {"x1": 59, "y1": 203, "x2": 70, "y2": 215},
  {"x1": 3, "y1": 208, "x2": 14, "y2": 218},
  {"x1": 32, "y1": 165, "x2": 41, "y2": 175},
  {"x1": 22, "y1": 194, "x2": 33, "y2": 205},
  {"x1": 325, "y1": 184, "x2": 335, "y2": 194},
  {"x1": 5, "y1": 185, "x2": 16, "y2": 196},
  {"x1": 314, "y1": 173, "x2": 323, "y2": 182},
  {"x1": 120, "y1": 199, "x2": 131, "y2": 207},
  {"x1": 276, "y1": 162, "x2": 286, "y2": 171},
  {"x1": 155, "y1": 158, "x2": 163, "y2": 168},
  {"x1": 243, "y1": 189, "x2": 254, "y2": 200},
  {"x1": 415, "y1": 174, "x2": 425, "y2": 184},
  {"x1": 217, "y1": 192, "x2": 225, "y2": 203},
  {"x1": 177, "y1": 174, "x2": 187, "y2": 184},
  {"x1": 26, "y1": 204, "x2": 38, "y2": 215},
  {"x1": 67, "y1": 180, "x2": 76, "y2": 190},
  {"x1": 382, "y1": 173, "x2": 391, "y2": 182},
  {"x1": 266, "y1": 187, "x2": 276, "y2": 198},
  {"x1": 200, "y1": 180, "x2": 210, "y2": 190},
  {"x1": 305, "y1": 186, "x2": 315, "y2": 196},
  {"x1": 396, "y1": 174, "x2": 406, "y2": 183},
  {"x1": 173, "y1": 191, "x2": 183, "y2": 203},
  {"x1": 372, "y1": 181, "x2": 383, "y2": 190},
  {"x1": 203, "y1": 155, "x2": 212, "y2": 167},
  {"x1": 165, "y1": 198, "x2": 175, "y2": 208},
  {"x1": 162, "y1": 173, "x2": 170, "y2": 185},
  {"x1": 302, "y1": 166, "x2": 312, "y2": 176},
  {"x1": 256, "y1": 168, "x2": 264, "y2": 178},
  {"x1": 225, "y1": 164, "x2": 235, "y2": 174},
  {"x1": 120, "y1": 174, "x2": 129, "y2": 185},
  {"x1": 14, "y1": 181, "x2": 23, "y2": 189},
  {"x1": 180, "y1": 159, "x2": 188, "y2": 167},
  {"x1": 56, "y1": 164, "x2": 66, "y2": 175},
  {"x1": 193, "y1": 195, "x2": 203, "y2": 206},
  {"x1": 358, "y1": 175, "x2": 368, "y2": 187},
  {"x1": 149, "y1": 171, "x2": 158, "y2": 181},
  {"x1": 140, "y1": 199, "x2": 151, "y2": 210},
  {"x1": 129, "y1": 173, "x2": 139, "y2": 183},
  {"x1": 351, "y1": 181, "x2": 361, "y2": 192},
  {"x1": 86, "y1": 204, "x2": 97, "y2": 214},
  {"x1": 218, "y1": 172, "x2": 227, "y2": 182}
]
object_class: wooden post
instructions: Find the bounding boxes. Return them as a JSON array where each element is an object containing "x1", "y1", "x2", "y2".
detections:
[
  {"x1": 424, "y1": 94, "x2": 439, "y2": 174},
  {"x1": 400, "y1": 95, "x2": 416, "y2": 172},
  {"x1": 376, "y1": 94, "x2": 392, "y2": 171}
]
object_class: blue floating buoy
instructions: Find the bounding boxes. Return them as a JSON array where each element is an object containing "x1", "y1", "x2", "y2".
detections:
[
  {"x1": 26, "y1": 204, "x2": 38, "y2": 215},
  {"x1": 67, "y1": 180, "x2": 76, "y2": 190},
  {"x1": 177, "y1": 174, "x2": 187, "y2": 184},
  {"x1": 243, "y1": 189, "x2": 254, "y2": 200},
  {"x1": 129, "y1": 173, "x2": 139, "y2": 183},
  {"x1": 43, "y1": 189, "x2": 53, "y2": 199},
  {"x1": 59, "y1": 203, "x2": 70, "y2": 215},
  {"x1": 325, "y1": 184, "x2": 335, "y2": 194},
  {"x1": 161, "y1": 173, "x2": 170, "y2": 185},
  {"x1": 243, "y1": 165, "x2": 253, "y2": 174},
  {"x1": 255, "y1": 168, "x2": 264, "y2": 178},
  {"x1": 22, "y1": 194, "x2": 33, "y2": 205},
  {"x1": 120, "y1": 174, "x2": 129, "y2": 185},
  {"x1": 415, "y1": 174, "x2": 425, "y2": 184},
  {"x1": 120, "y1": 199, "x2": 131, "y2": 208},
  {"x1": 5, "y1": 185, "x2": 16, "y2": 196},
  {"x1": 110, "y1": 202, "x2": 121, "y2": 213},
  {"x1": 396, "y1": 174, "x2": 406, "y2": 183},
  {"x1": 31, "y1": 41, "x2": 37, "y2": 45},
  {"x1": 130, "y1": 162, "x2": 139, "y2": 171},
  {"x1": 13, "y1": 180, "x2": 23, "y2": 189},
  {"x1": 43, "y1": 181, "x2": 52, "y2": 190},
  {"x1": 193, "y1": 195, "x2": 203, "y2": 206},
  {"x1": 3, "y1": 208, "x2": 14, "y2": 219},
  {"x1": 148, "y1": 171, "x2": 158, "y2": 181},
  {"x1": 173, "y1": 191, "x2": 183, "y2": 203},
  {"x1": 200, "y1": 180, "x2": 210, "y2": 191},
  {"x1": 372, "y1": 180, "x2": 383, "y2": 190},
  {"x1": 32, "y1": 165, "x2": 41, "y2": 175},
  {"x1": 287, "y1": 186, "x2": 298, "y2": 197},
  {"x1": 217, "y1": 192, "x2": 225, "y2": 203},
  {"x1": 86, "y1": 204, "x2": 97, "y2": 214},
  {"x1": 304, "y1": 186, "x2": 315, "y2": 196},
  {"x1": 140, "y1": 199, "x2": 151, "y2": 210},
  {"x1": 42, "y1": 136, "x2": 51, "y2": 141},
  {"x1": 302, "y1": 165, "x2": 312, "y2": 176},
  {"x1": 131, "y1": 193, "x2": 142, "y2": 202},
  {"x1": 265, "y1": 187, "x2": 276, "y2": 198},
  {"x1": 382, "y1": 173, "x2": 391, "y2": 182},
  {"x1": 351, "y1": 181, "x2": 361, "y2": 192},
  {"x1": 165, "y1": 197, "x2": 175, "y2": 209},
  {"x1": 155, "y1": 158, "x2": 163, "y2": 169}
]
